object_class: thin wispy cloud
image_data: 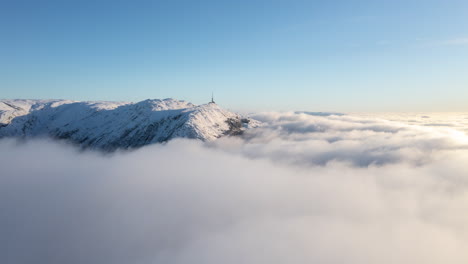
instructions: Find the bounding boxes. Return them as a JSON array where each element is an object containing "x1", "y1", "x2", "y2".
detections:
[{"x1": 436, "y1": 37, "x2": 468, "y2": 46}]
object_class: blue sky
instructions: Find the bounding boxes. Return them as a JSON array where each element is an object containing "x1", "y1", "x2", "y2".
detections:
[{"x1": 1, "y1": 0, "x2": 467, "y2": 111}]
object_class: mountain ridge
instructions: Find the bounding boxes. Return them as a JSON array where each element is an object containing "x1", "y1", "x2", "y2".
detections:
[{"x1": 0, "y1": 98, "x2": 258, "y2": 150}]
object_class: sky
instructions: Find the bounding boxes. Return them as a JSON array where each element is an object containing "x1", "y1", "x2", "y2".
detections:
[{"x1": 1, "y1": 0, "x2": 468, "y2": 111}]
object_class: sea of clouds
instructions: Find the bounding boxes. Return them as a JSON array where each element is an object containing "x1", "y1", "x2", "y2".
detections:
[{"x1": 2, "y1": 112, "x2": 468, "y2": 264}]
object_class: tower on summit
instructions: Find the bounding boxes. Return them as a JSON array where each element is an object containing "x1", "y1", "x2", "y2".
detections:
[{"x1": 210, "y1": 92, "x2": 215, "y2": 104}]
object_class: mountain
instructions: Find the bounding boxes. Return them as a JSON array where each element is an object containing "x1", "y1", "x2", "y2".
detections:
[{"x1": 0, "y1": 99, "x2": 258, "y2": 150}]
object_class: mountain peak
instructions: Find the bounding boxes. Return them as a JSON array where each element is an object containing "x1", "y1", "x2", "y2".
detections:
[
  {"x1": 136, "y1": 98, "x2": 195, "y2": 110},
  {"x1": 0, "y1": 99, "x2": 258, "y2": 150}
]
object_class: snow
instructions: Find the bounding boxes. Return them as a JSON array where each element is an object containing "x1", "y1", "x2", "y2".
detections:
[{"x1": 0, "y1": 99, "x2": 259, "y2": 150}]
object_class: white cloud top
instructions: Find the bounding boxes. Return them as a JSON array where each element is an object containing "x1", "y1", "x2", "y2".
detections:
[{"x1": 1, "y1": 112, "x2": 468, "y2": 264}]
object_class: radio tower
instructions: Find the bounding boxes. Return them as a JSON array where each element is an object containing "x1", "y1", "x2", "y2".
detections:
[{"x1": 211, "y1": 92, "x2": 215, "y2": 104}]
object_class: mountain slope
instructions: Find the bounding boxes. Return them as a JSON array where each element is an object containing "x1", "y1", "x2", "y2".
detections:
[{"x1": 0, "y1": 99, "x2": 257, "y2": 150}]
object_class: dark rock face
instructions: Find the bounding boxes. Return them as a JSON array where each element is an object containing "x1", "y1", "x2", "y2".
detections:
[{"x1": 224, "y1": 118, "x2": 251, "y2": 136}]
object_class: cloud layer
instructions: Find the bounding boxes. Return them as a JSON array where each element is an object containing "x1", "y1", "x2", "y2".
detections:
[
  {"x1": 2, "y1": 112, "x2": 468, "y2": 264},
  {"x1": 211, "y1": 112, "x2": 468, "y2": 167}
]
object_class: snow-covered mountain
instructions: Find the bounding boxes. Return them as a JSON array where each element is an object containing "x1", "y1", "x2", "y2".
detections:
[{"x1": 0, "y1": 99, "x2": 258, "y2": 150}]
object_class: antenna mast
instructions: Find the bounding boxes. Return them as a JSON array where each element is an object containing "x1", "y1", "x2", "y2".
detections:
[{"x1": 211, "y1": 92, "x2": 215, "y2": 104}]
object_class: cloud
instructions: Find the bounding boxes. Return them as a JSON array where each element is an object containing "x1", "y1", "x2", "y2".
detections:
[
  {"x1": 1, "y1": 112, "x2": 468, "y2": 264},
  {"x1": 211, "y1": 112, "x2": 468, "y2": 167},
  {"x1": 436, "y1": 37, "x2": 468, "y2": 46}
]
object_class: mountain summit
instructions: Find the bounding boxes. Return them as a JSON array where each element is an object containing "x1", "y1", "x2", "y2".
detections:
[{"x1": 0, "y1": 98, "x2": 258, "y2": 150}]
